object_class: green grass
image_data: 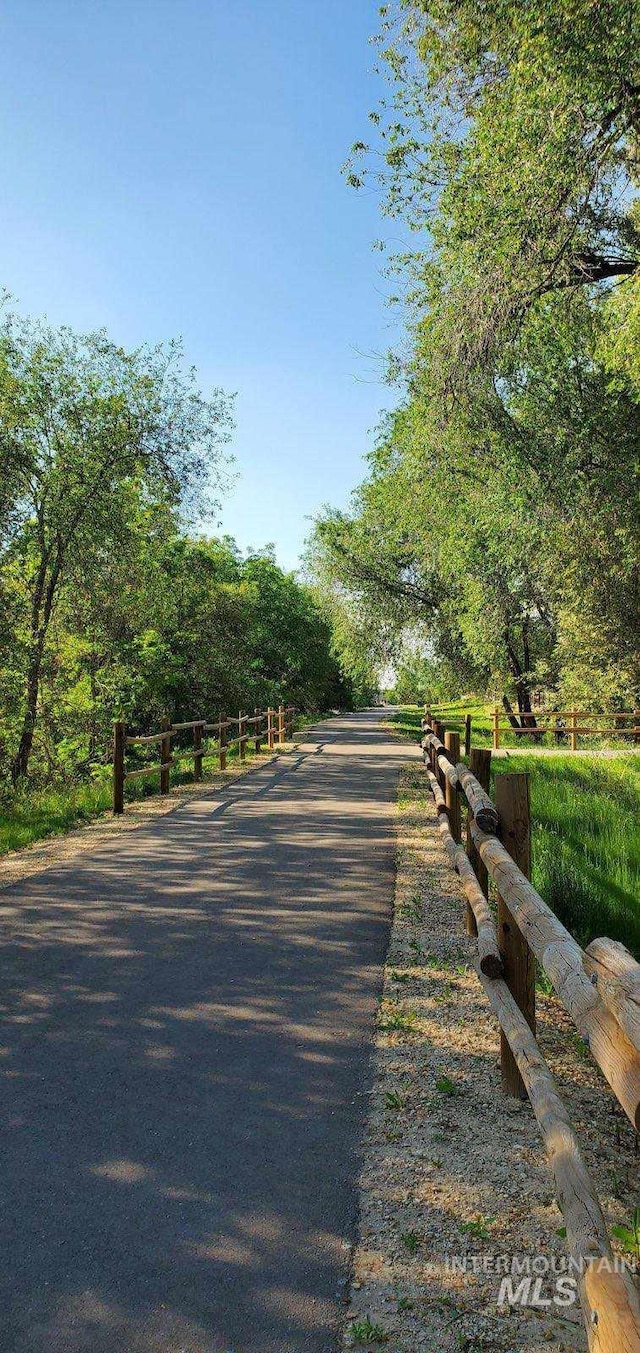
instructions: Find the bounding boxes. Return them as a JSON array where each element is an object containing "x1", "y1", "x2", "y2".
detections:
[
  {"x1": 394, "y1": 698, "x2": 639, "y2": 752},
  {"x1": 393, "y1": 706, "x2": 640, "y2": 957},
  {"x1": 0, "y1": 773, "x2": 114, "y2": 854},
  {"x1": 0, "y1": 737, "x2": 274, "y2": 857},
  {"x1": 496, "y1": 751, "x2": 640, "y2": 956}
]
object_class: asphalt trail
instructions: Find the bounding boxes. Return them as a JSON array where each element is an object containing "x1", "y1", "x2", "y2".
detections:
[{"x1": 0, "y1": 710, "x2": 411, "y2": 1353}]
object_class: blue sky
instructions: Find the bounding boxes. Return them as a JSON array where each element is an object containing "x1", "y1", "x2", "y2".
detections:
[{"x1": 0, "y1": 0, "x2": 402, "y2": 569}]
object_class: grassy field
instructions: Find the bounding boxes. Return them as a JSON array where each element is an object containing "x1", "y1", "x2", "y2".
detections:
[
  {"x1": 393, "y1": 706, "x2": 640, "y2": 957},
  {"x1": 410, "y1": 697, "x2": 638, "y2": 752}
]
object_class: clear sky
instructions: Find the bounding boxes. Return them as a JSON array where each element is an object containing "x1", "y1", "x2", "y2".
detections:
[{"x1": 0, "y1": 0, "x2": 401, "y2": 570}]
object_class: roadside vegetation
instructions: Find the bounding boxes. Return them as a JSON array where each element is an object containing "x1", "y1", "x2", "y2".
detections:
[
  {"x1": 0, "y1": 697, "x2": 335, "y2": 859},
  {"x1": 393, "y1": 707, "x2": 640, "y2": 958},
  {"x1": 0, "y1": 312, "x2": 376, "y2": 853},
  {"x1": 394, "y1": 698, "x2": 639, "y2": 753},
  {"x1": 309, "y1": 1, "x2": 640, "y2": 728}
]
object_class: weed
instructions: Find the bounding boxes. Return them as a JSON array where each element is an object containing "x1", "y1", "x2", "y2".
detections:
[
  {"x1": 348, "y1": 1316, "x2": 388, "y2": 1345},
  {"x1": 384, "y1": 1090, "x2": 405, "y2": 1112},
  {"x1": 400, "y1": 1230, "x2": 420, "y2": 1253},
  {"x1": 434, "y1": 982, "x2": 453, "y2": 1003},
  {"x1": 612, "y1": 1207, "x2": 640, "y2": 1258},
  {"x1": 460, "y1": 1216, "x2": 495, "y2": 1240},
  {"x1": 402, "y1": 895, "x2": 423, "y2": 922},
  {"x1": 435, "y1": 1074, "x2": 458, "y2": 1097},
  {"x1": 396, "y1": 1295, "x2": 413, "y2": 1312},
  {"x1": 378, "y1": 1005, "x2": 418, "y2": 1033},
  {"x1": 535, "y1": 966, "x2": 554, "y2": 996},
  {"x1": 569, "y1": 1032, "x2": 591, "y2": 1061}
]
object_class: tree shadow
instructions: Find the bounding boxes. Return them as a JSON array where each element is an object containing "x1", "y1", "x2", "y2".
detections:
[{"x1": 0, "y1": 712, "x2": 408, "y2": 1353}]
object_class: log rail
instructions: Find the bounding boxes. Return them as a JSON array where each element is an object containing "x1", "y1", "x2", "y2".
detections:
[
  {"x1": 425, "y1": 704, "x2": 640, "y2": 751},
  {"x1": 113, "y1": 705, "x2": 295, "y2": 813},
  {"x1": 419, "y1": 713, "x2": 640, "y2": 1351}
]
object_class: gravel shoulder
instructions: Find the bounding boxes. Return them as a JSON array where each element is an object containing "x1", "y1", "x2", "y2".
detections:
[{"x1": 343, "y1": 754, "x2": 638, "y2": 1352}]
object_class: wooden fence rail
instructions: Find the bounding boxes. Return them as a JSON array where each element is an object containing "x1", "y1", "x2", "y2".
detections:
[
  {"x1": 420, "y1": 714, "x2": 640, "y2": 1351},
  {"x1": 113, "y1": 705, "x2": 295, "y2": 814},
  {"x1": 425, "y1": 704, "x2": 640, "y2": 751}
]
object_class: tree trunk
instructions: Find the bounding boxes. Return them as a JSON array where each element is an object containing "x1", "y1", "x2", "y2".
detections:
[
  {"x1": 502, "y1": 693, "x2": 522, "y2": 731},
  {"x1": 10, "y1": 553, "x2": 62, "y2": 784},
  {"x1": 11, "y1": 640, "x2": 45, "y2": 783},
  {"x1": 504, "y1": 623, "x2": 539, "y2": 736}
]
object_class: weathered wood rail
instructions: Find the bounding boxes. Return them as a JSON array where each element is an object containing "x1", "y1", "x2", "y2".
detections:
[
  {"x1": 420, "y1": 713, "x2": 640, "y2": 1351},
  {"x1": 112, "y1": 705, "x2": 295, "y2": 813},
  {"x1": 426, "y1": 704, "x2": 640, "y2": 751}
]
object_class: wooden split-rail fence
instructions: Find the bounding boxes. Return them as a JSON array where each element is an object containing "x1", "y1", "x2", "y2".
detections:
[
  {"x1": 112, "y1": 705, "x2": 295, "y2": 814},
  {"x1": 421, "y1": 713, "x2": 640, "y2": 1352},
  {"x1": 426, "y1": 704, "x2": 640, "y2": 751}
]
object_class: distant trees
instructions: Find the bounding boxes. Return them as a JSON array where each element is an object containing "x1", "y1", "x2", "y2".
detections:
[
  {"x1": 0, "y1": 312, "x2": 371, "y2": 787},
  {"x1": 314, "y1": 0, "x2": 640, "y2": 712}
]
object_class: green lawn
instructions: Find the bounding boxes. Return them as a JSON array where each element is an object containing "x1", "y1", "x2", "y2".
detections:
[
  {"x1": 405, "y1": 697, "x2": 638, "y2": 752},
  {"x1": 393, "y1": 706, "x2": 640, "y2": 957}
]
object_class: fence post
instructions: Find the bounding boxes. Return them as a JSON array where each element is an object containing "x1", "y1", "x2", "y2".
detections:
[
  {"x1": 193, "y1": 721, "x2": 203, "y2": 782},
  {"x1": 239, "y1": 710, "x2": 246, "y2": 761},
  {"x1": 465, "y1": 747, "x2": 491, "y2": 936},
  {"x1": 493, "y1": 706, "x2": 500, "y2": 751},
  {"x1": 267, "y1": 707, "x2": 275, "y2": 750},
  {"x1": 160, "y1": 715, "x2": 171, "y2": 795},
  {"x1": 113, "y1": 720, "x2": 125, "y2": 815},
  {"x1": 433, "y1": 720, "x2": 445, "y2": 794},
  {"x1": 444, "y1": 731, "x2": 461, "y2": 844},
  {"x1": 635, "y1": 710, "x2": 640, "y2": 747},
  {"x1": 464, "y1": 713, "x2": 472, "y2": 757},
  {"x1": 254, "y1": 708, "x2": 262, "y2": 754},
  {"x1": 219, "y1": 713, "x2": 227, "y2": 771},
  {"x1": 570, "y1": 707, "x2": 578, "y2": 753},
  {"x1": 495, "y1": 772, "x2": 535, "y2": 1098},
  {"x1": 278, "y1": 704, "x2": 285, "y2": 743}
]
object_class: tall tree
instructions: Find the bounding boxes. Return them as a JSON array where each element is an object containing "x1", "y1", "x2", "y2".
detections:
[{"x1": 0, "y1": 316, "x2": 233, "y2": 780}]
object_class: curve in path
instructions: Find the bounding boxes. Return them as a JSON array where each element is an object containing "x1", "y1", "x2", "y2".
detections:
[{"x1": 0, "y1": 710, "x2": 412, "y2": 1353}]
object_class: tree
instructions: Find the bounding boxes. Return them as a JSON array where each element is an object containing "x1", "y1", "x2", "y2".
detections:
[
  {"x1": 322, "y1": 2, "x2": 640, "y2": 710},
  {"x1": 0, "y1": 315, "x2": 233, "y2": 781},
  {"x1": 348, "y1": 0, "x2": 640, "y2": 378}
]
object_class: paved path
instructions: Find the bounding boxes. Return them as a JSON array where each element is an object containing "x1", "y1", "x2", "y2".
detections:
[{"x1": 0, "y1": 711, "x2": 411, "y2": 1353}]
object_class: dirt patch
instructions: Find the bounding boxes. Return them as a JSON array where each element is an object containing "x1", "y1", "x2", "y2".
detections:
[
  {"x1": 0, "y1": 746, "x2": 292, "y2": 891},
  {"x1": 343, "y1": 757, "x2": 638, "y2": 1352}
]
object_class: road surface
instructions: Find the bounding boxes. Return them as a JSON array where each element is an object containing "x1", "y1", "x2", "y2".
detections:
[{"x1": 0, "y1": 711, "x2": 410, "y2": 1353}]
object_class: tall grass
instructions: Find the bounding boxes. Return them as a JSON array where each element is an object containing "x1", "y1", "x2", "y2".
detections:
[
  {"x1": 392, "y1": 707, "x2": 640, "y2": 957},
  {"x1": 0, "y1": 773, "x2": 113, "y2": 855},
  {"x1": 497, "y1": 752, "x2": 640, "y2": 958}
]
